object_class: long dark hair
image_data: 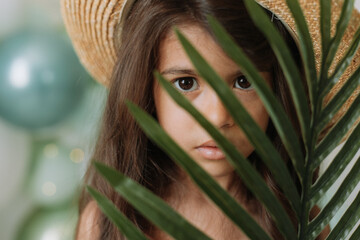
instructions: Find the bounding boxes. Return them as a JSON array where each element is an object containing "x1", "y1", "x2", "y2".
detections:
[{"x1": 78, "y1": 0, "x2": 307, "y2": 239}]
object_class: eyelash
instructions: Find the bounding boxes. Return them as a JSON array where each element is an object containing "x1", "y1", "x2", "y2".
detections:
[{"x1": 172, "y1": 75, "x2": 253, "y2": 93}]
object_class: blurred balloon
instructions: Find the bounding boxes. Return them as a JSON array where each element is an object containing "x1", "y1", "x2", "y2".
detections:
[
  {"x1": 16, "y1": 206, "x2": 78, "y2": 240},
  {"x1": 0, "y1": 0, "x2": 25, "y2": 37},
  {"x1": 0, "y1": 30, "x2": 89, "y2": 130},
  {"x1": 27, "y1": 141, "x2": 83, "y2": 206},
  {"x1": 0, "y1": 118, "x2": 31, "y2": 209},
  {"x1": 24, "y1": 0, "x2": 64, "y2": 30}
]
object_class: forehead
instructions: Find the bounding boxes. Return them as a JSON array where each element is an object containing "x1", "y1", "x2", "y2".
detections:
[{"x1": 157, "y1": 24, "x2": 240, "y2": 75}]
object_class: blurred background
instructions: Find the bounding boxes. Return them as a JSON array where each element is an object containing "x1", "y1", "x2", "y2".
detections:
[
  {"x1": 0, "y1": 0, "x2": 359, "y2": 240},
  {"x1": 0, "y1": 0, "x2": 107, "y2": 239}
]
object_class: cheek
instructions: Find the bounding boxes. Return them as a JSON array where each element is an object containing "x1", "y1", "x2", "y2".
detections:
[
  {"x1": 154, "y1": 87, "x2": 195, "y2": 147},
  {"x1": 246, "y1": 100, "x2": 269, "y2": 130},
  {"x1": 237, "y1": 91, "x2": 269, "y2": 131},
  {"x1": 232, "y1": 99, "x2": 269, "y2": 158}
]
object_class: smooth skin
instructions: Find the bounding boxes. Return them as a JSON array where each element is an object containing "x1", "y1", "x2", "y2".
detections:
[
  {"x1": 152, "y1": 23, "x2": 272, "y2": 239},
  {"x1": 154, "y1": 23, "x2": 271, "y2": 190}
]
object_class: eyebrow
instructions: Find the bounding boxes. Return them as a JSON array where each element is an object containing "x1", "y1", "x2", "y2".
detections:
[
  {"x1": 160, "y1": 68, "x2": 199, "y2": 76},
  {"x1": 160, "y1": 67, "x2": 244, "y2": 78}
]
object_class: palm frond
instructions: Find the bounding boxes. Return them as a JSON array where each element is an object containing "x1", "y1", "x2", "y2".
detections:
[
  {"x1": 307, "y1": 158, "x2": 360, "y2": 237},
  {"x1": 320, "y1": 27, "x2": 360, "y2": 99},
  {"x1": 349, "y1": 223, "x2": 360, "y2": 240},
  {"x1": 206, "y1": 14, "x2": 305, "y2": 184},
  {"x1": 89, "y1": 0, "x2": 360, "y2": 239},
  {"x1": 310, "y1": 125, "x2": 360, "y2": 204},
  {"x1": 92, "y1": 163, "x2": 212, "y2": 240},
  {"x1": 125, "y1": 101, "x2": 272, "y2": 240},
  {"x1": 174, "y1": 27, "x2": 302, "y2": 223},
  {"x1": 284, "y1": 0, "x2": 318, "y2": 109},
  {"x1": 87, "y1": 187, "x2": 150, "y2": 240},
  {"x1": 313, "y1": 95, "x2": 360, "y2": 169},
  {"x1": 320, "y1": 0, "x2": 356, "y2": 91},
  {"x1": 244, "y1": 0, "x2": 311, "y2": 147},
  {"x1": 317, "y1": 67, "x2": 360, "y2": 132},
  {"x1": 154, "y1": 71, "x2": 297, "y2": 239},
  {"x1": 320, "y1": 0, "x2": 331, "y2": 53},
  {"x1": 326, "y1": 192, "x2": 360, "y2": 240}
]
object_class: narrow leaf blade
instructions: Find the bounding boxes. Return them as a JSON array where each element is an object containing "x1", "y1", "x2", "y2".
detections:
[
  {"x1": 155, "y1": 71, "x2": 299, "y2": 236},
  {"x1": 94, "y1": 163, "x2": 212, "y2": 240},
  {"x1": 206, "y1": 14, "x2": 305, "y2": 182},
  {"x1": 174, "y1": 27, "x2": 302, "y2": 226},
  {"x1": 310, "y1": 123, "x2": 360, "y2": 204},
  {"x1": 349, "y1": 224, "x2": 360, "y2": 240},
  {"x1": 87, "y1": 187, "x2": 150, "y2": 240},
  {"x1": 317, "y1": 0, "x2": 332, "y2": 98},
  {"x1": 326, "y1": 191, "x2": 360, "y2": 240},
  {"x1": 320, "y1": 0, "x2": 331, "y2": 54},
  {"x1": 318, "y1": 67, "x2": 360, "y2": 132},
  {"x1": 321, "y1": 0, "x2": 356, "y2": 90},
  {"x1": 313, "y1": 95, "x2": 360, "y2": 169},
  {"x1": 322, "y1": 27, "x2": 360, "y2": 98},
  {"x1": 244, "y1": 0, "x2": 311, "y2": 148},
  {"x1": 285, "y1": 0, "x2": 318, "y2": 110},
  {"x1": 126, "y1": 102, "x2": 272, "y2": 240},
  {"x1": 307, "y1": 157, "x2": 360, "y2": 238}
]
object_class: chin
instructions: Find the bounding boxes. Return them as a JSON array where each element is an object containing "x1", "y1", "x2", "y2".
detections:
[{"x1": 201, "y1": 161, "x2": 235, "y2": 179}]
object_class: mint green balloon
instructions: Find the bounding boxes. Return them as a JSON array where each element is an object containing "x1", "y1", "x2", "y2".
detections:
[
  {"x1": 16, "y1": 207, "x2": 78, "y2": 240},
  {"x1": 0, "y1": 30, "x2": 90, "y2": 130}
]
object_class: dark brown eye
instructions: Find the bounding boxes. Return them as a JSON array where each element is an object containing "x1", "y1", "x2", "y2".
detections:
[
  {"x1": 234, "y1": 75, "x2": 253, "y2": 90},
  {"x1": 173, "y1": 77, "x2": 199, "y2": 92}
]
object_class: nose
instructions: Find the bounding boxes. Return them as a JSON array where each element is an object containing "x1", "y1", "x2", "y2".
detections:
[{"x1": 197, "y1": 88, "x2": 234, "y2": 129}]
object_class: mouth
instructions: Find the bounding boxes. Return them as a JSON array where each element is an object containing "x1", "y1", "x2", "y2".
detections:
[{"x1": 195, "y1": 140, "x2": 226, "y2": 160}]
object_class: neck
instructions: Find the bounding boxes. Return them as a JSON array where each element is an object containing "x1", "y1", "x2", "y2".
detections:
[
  {"x1": 154, "y1": 170, "x2": 252, "y2": 240},
  {"x1": 165, "y1": 170, "x2": 237, "y2": 208}
]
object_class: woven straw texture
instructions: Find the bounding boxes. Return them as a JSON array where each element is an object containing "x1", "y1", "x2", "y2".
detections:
[{"x1": 61, "y1": 0, "x2": 359, "y2": 135}]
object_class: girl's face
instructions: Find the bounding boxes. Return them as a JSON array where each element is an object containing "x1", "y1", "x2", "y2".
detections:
[{"x1": 154, "y1": 24, "x2": 271, "y2": 182}]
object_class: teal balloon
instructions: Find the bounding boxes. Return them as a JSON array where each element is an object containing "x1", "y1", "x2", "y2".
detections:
[
  {"x1": 0, "y1": 30, "x2": 89, "y2": 130},
  {"x1": 28, "y1": 142, "x2": 82, "y2": 207},
  {"x1": 16, "y1": 207, "x2": 78, "y2": 240}
]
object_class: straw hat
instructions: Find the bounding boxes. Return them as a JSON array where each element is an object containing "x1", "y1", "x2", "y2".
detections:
[{"x1": 61, "y1": 0, "x2": 359, "y2": 135}]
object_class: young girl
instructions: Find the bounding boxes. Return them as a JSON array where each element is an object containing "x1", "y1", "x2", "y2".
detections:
[{"x1": 59, "y1": 0, "x2": 351, "y2": 239}]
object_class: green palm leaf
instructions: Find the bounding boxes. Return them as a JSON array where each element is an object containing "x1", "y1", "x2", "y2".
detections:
[
  {"x1": 313, "y1": 95, "x2": 360, "y2": 169},
  {"x1": 284, "y1": 0, "x2": 318, "y2": 108},
  {"x1": 321, "y1": 27, "x2": 360, "y2": 99},
  {"x1": 174, "y1": 27, "x2": 302, "y2": 221},
  {"x1": 87, "y1": 187, "x2": 150, "y2": 240},
  {"x1": 310, "y1": 125, "x2": 360, "y2": 204},
  {"x1": 349, "y1": 223, "x2": 360, "y2": 240},
  {"x1": 243, "y1": 0, "x2": 311, "y2": 147},
  {"x1": 206, "y1": 14, "x2": 305, "y2": 184},
  {"x1": 326, "y1": 192, "x2": 360, "y2": 240},
  {"x1": 154, "y1": 71, "x2": 297, "y2": 239},
  {"x1": 317, "y1": 67, "x2": 360, "y2": 133},
  {"x1": 89, "y1": 0, "x2": 360, "y2": 239},
  {"x1": 92, "y1": 162, "x2": 212, "y2": 240},
  {"x1": 307, "y1": 158, "x2": 360, "y2": 237},
  {"x1": 320, "y1": 0, "x2": 331, "y2": 53},
  {"x1": 125, "y1": 101, "x2": 272, "y2": 240},
  {"x1": 320, "y1": 0, "x2": 355, "y2": 91}
]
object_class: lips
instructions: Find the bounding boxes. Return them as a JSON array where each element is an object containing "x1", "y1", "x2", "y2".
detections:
[{"x1": 195, "y1": 140, "x2": 226, "y2": 160}]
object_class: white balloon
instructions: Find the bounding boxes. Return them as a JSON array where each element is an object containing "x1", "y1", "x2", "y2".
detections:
[
  {"x1": 16, "y1": 206, "x2": 78, "y2": 240},
  {"x1": 356, "y1": 0, "x2": 360, "y2": 12},
  {"x1": 23, "y1": 0, "x2": 64, "y2": 29},
  {"x1": 0, "y1": 0, "x2": 25, "y2": 37},
  {"x1": 0, "y1": 118, "x2": 31, "y2": 209}
]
